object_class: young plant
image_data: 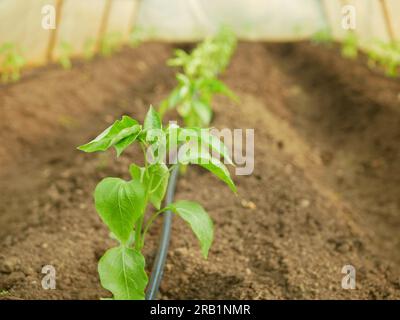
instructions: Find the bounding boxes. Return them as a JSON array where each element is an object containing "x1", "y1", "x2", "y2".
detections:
[
  {"x1": 160, "y1": 73, "x2": 238, "y2": 127},
  {"x1": 168, "y1": 27, "x2": 237, "y2": 80},
  {"x1": 160, "y1": 27, "x2": 238, "y2": 127},
  {"x1": 100, "y1": 32, "x2": 123, "y2": 57},
  {"x1": 366, "y1": 40, "x2": 400, "y2": 77},
  {"x1": 59, "y1": 42, "x2": 73, "y2": 70},
  {"x1": 0, "y1": 43, "x2": 25, "y2": 83},
  {"x1": 129, "y1": 27, "x2": 146, "y2": 48},
  {"x1": 341, "y1": 32, "x2": 358, "y2": 59},
  {"x1": 311, "y1": 28, "x2": 333, "y2": 46},
  {"x1": 83, "y1": 38, "x2": 97, "y2": 61},
  {"x1": 78, "y1": 106, "x2": 236, "y2": 299}
]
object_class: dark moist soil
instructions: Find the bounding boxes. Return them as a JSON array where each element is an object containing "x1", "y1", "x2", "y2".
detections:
[{"x1": 0, "y1": 42, "x2": 399, "y2": 300}]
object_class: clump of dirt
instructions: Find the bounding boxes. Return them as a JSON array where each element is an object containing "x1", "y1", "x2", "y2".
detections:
[{"x1": 0, "y1": 42, "x2": 399, "y2": 299}]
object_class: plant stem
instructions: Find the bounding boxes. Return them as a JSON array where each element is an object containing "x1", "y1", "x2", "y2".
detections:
[
  {"x1": 134, "y1": 169, "x2": 154, "y2": 251},
  {"x1": 141, "y1": 208, "x2": 169, "y2": 246},
  {"x1": 134, "y1": 217, "x2": 144, "y2": 251}
]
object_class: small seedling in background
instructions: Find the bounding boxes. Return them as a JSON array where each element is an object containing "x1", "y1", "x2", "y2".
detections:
[
  {"x1": 160, "y1": 72, "x2": 238, "y2": 127},
  {"x1": 168, "y1": 27, "x2": 236, "y2": 80},
  {"x1": 83, "y1": 38, "x2": 96, "y2": 61},
  {"x1": 311, "y1": 28, "x2": 333, "y2": 46},
  {"x1": 341, "y1": 32, "x2": 358, "y2": 59},
  {"x1": 129, "y1": 27, "x2": 147, "y2": 48},
  {"x1": 312, "y1": 30, "x2": 399, "y2": 79},
  {"x1": 160, "y1": 27, "x2": 238, "y2": 127},
  {"x1": 0, "y1": 43, "x2": 25, "y2": 83},
  {"x1": 59, "y1": 42, "x2": 73, "y2": 70},
  {"x1": 100, "y1": 32, "x2": 123, "y2": 57},
  {"x1": 78, "y1": 106, "x2": 236, "y2": 299},
  {"x1": 366, "y1": 40, "x2": 400, "y2": 78}
]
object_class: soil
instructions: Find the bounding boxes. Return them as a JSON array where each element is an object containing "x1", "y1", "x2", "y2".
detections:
[{"x1": 0, "y1": 41, "x2": 399, "y2": 300}]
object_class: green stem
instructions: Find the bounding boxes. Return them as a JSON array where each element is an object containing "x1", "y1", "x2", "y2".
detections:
[
  {"x1": 134, "y1": 217, "x2": 144, "y2": 251},
  {"x1": 140, "y1": 142, "x2": 149, "y2": 171},
  {"x1": 141, "y1": 207, "x2": 169, "y2": 246},
  {"x1": 134, "y1": 169, "x2": 154, "y2": 251}
]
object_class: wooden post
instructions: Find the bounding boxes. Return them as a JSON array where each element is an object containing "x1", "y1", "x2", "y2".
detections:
[
  {"x1": 379, "y1": 0, "x2": 395, "y2": 42},
  {"x1": 96, "y1": 0, "x2": 113, "y2": 52},
  {"x1": 46, "y1": 0, "x2": 64, "y2": 63}
]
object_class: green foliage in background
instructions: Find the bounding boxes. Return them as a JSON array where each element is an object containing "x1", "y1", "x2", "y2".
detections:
[
  {"x1": 160, "y1": 27, "x2": 238, "y2": 127},
  {"x1": 341, "y1": 32, "x2": 358, "y2": 59},
  {"x1": 0, "y1": 43, "x2": 25, "y2": 83},
  {"x1": 160, "y1": 73, "x2": 238, "y2": 127},
  {"x1": 366, "y1": 40, "x2": 400, "y2": 77},
  {"x1": 129, "y1": 27, "x2": 146, "y2": 48},
  {"x1": 83, "y1": 38, "x2": 96, "y2": 61},
  {"x1": 312, "y1": 29, "x2": 399, "y2": 78},
  {"x1": 100, "y1": 32, "x2": 123, "y2": 57},
  {"x1": 59, "y1": 42, "x2": 73, "y2": 70},
  {"x1": 78, "y1": 106, "x2": 236, "y2": 299},
  {"x1": 311, "y1": 28, "x2": 333, "y2": 46}
]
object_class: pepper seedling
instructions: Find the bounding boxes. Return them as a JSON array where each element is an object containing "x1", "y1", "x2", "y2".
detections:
[
  {"x1": 100, "y1": 32, "x2": 123, "y2": 57},
  {"x1": 341, "y1": 32, "x2": 358, "y2": 59},
  {"x1": 78, "y1": 106, "x2": 236, "y2": 299},
  {"x1": 59, "y1": 42, "x2": 73, "y2": 70},
  {"x1": 311, "y1": 28, "x2": 333, "y2": 46},
  {"x1": 366, "y1": 40, "x2": 400, "y2": 78},
  {"x1": 129, "y1": 27, "x2": 147, "y2": 48},
  {"x1": 83, "y1": 38, "x2": 97, "y2": 61},
  {"x1": 0, "y1": 43, "x2": 25, "y2": 83},
  {"x1": 160, "y1": 72, "x2": 238, "y2": 127},
  {"x1": 160, "y1": 27, "x2": 238, "y2": 127}
]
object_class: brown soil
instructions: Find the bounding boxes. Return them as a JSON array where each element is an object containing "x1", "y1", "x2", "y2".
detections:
[{"x1": 0, "y1": 42, "x2": 399, "y2": 300}]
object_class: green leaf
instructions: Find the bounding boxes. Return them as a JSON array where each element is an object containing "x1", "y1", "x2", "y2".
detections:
[
  {"x1": 168, "y1": 200, "x2": 214, "y2": 258},
  {"x1": 144, "y1": 106, "x2": 162, "y2": 131},
  {"x1": 168, "y1": 87, "x2": 184, "y2": 109},
  {"x1": 147, "y1": 164, "x2": 170, "y2": 209},
  {"x1": 176, "y1": 73, "x2": 190, "y2": 87},
  {"x1": 201, "y1": 130, "x2": 234, "y2": 165},
  {"x1": 94, "y1": 178, "x2": 145, "y2": 244},
  {"x1": 114, "y1": 129, "x2": 141, "y2": 157},
  {"x1": 129, "y1": 163, "x2": 146, "y2": 182},
  {"x1": 78, "y1": 116, "x2": 140, "y2": 155},
  {"x1": 177, "y1": 101, "x2": 191, "y2": 117},
  {"x1": 211, "y1": 80, "x2": 239, "y2": 103},
  {"x1": 98, "y1": 246, "x2": 148, "y2": 300},
  {"x1": 180, "y1": 147, "x2": 236, "y2": 193},
  {"x1": 129, "y1": 163, "x2": 169, "y2": 209},
  {"x1": 192, "y1": 100, "x2": 212, "y2": 126},
  {"x1": 177, "y1": 128, "x2": 233, "y2": 165}
]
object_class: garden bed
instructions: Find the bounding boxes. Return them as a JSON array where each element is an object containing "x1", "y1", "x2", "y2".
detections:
[{"x1": 0, "y1": 42, "x2": 399, "y2": 299}]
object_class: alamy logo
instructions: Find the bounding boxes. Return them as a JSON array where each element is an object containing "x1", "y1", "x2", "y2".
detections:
[
  {"x1": 341, "y1": 5, "x2": 357, "y2": 30},
  {"x1": 41, "y1": 5, "x2": 56, "y2": 30},
  {"x1": 341, "y1": 264, "x2": 356, "y2": 289},
  {"x1": 41, "y1": 265, "x2": 56, "y2": 290},
  {"x1": 144, "y1": 123, "x2": 255, "y2": 175}
]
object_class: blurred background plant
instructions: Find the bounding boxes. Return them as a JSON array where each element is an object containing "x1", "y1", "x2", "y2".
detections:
[
  {"x1": 129, "y1": 27, "x2": 147, "y2": 48},
  {"x1": 341, "y1": 32, "x2": 359, "y2": 59},
  {"x1": 366, "y1": 40, "x2": 400, "y2": 77},
  {"x1": 0, "y1": 43, "x2": 25, "y2": 83},
  {"x1": 83, "y1": 38, "x2": 97, "y2": 61},
  {"x1": 100, "y1": 32, "x2": 123, "y2": 57},
  {"x1": 59, "y1": 41, "x2": 73, "y2": 70},
  {"x1": 311, "y1": 28, "x2": 333, "y2": 46},
  {"x1": 160, "y1": 27, "x2": 238, "y2": 127}
]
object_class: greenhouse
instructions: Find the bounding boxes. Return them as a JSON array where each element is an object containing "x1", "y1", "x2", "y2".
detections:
[{"x1": 0, "y1": 0, "x2": 399, "y2": 302}]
